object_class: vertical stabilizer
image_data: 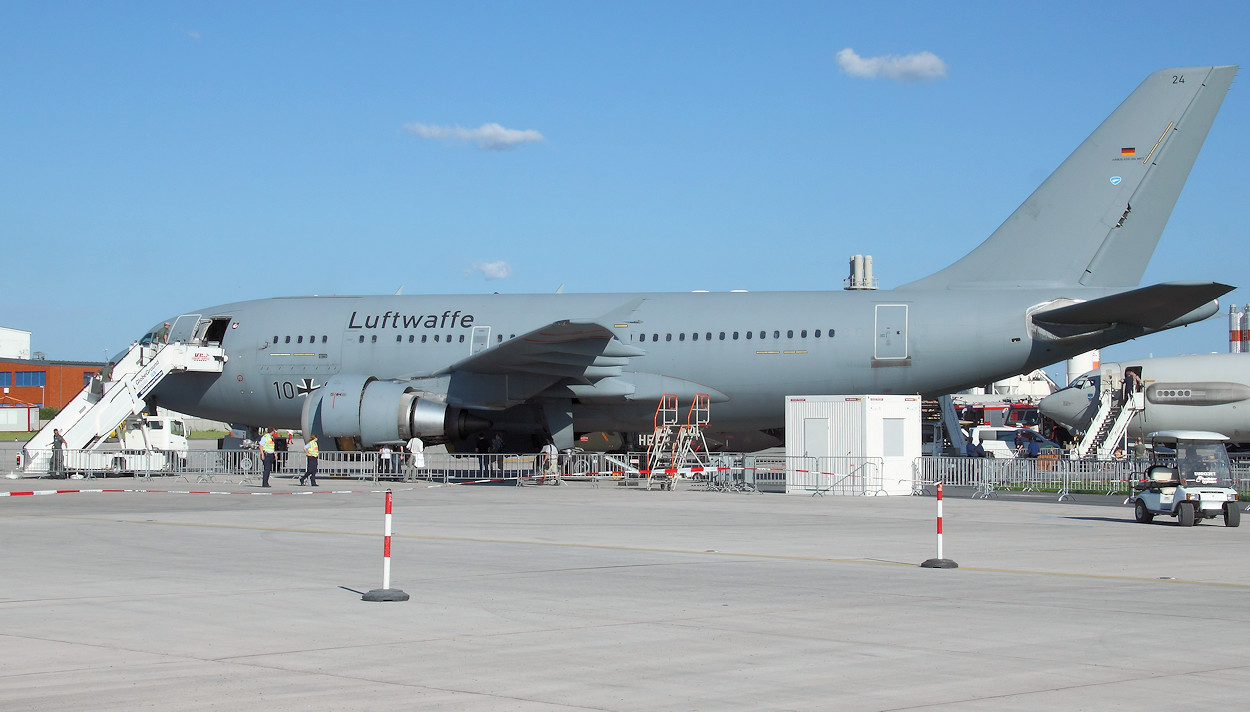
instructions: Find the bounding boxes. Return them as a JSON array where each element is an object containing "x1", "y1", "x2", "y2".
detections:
[{"x1": 902, "y1": 66, "x2": 1236, "y2": 290}]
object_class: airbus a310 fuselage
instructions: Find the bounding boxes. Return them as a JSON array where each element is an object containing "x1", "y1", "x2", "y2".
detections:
[{"x1": 143, "y1": 66, "x2": 1238, "y2": 452}]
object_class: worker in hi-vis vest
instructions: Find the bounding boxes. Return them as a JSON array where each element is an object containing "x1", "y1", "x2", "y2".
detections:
[
  {"x1": 259, "y1": 428, "x2": 276, "y2": 487},
  {"x1": 300, "y1": 434, "x2": 319, "y2": 487}
]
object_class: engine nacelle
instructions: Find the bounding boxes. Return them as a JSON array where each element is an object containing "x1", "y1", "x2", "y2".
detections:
[{"x1": 301, "y1": 375, "x2": 489, "y2": 446}]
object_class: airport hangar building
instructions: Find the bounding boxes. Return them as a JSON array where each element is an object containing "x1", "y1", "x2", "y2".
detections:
[
  {"x1": 0, "y1": 357, "x2": 102, "y2": 411},
  {"x1": 0, "y1": 326, "x2": 103, "y2": 411}
]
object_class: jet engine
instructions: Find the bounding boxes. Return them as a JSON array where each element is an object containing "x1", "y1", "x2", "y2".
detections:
[{"x1": 301, "y1": 374, "x2": 489, "y2": 446}]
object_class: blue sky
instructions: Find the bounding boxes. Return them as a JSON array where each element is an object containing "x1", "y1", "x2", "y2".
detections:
[{"x1": 1, "y1": 1, "x2": 1246, "y2": 383}]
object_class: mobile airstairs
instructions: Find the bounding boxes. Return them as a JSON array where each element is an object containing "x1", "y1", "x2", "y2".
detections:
[
  {"x1": 19, "y1": 341, "x2": 226, "y2": 475},
  {"x1": 1073, "y1": 374, "x2": 1144, "y2": 460}
]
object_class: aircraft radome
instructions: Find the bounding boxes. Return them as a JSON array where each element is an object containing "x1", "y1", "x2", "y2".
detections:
[{"x1": 137, "y1": 66, "x2": 1238, "y2": 453}]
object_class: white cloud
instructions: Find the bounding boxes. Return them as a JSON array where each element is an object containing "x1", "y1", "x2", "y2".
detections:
[
  {"x1": 467, "y1": 260, "x2": 513, "y2": 280},
  {"x1": 404, "y1": 122, "x2": 545, "y2": 151},
  {"x1": 835, "y1": 47, "x2": 947, "y2": 83}
]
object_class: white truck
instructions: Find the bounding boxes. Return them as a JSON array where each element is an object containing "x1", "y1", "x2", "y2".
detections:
[
  {"x1": 967, "y1": 426, "x2": 1062, "y2": 459},
  {"x1": 1130, "y1": 430, "x2": 1241, "y2": 527},
  {"x1": 64, "y1": 415, "x2": 190, "y2": 475}
]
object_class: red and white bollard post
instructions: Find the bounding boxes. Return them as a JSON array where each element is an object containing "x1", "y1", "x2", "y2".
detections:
[
  {"x1": 363, "y1": 489, "x2": 411, "y2": 601},
  {"x1": 921, "y1": 482, "x2": 959, "y2": 569}
]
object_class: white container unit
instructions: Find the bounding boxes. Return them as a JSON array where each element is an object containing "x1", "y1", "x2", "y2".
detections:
[{"x1": 784, "y1": 395, "x2": 921, "y2": 496}]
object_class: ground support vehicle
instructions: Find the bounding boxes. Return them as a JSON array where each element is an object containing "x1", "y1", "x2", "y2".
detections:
[
  {"x1": 1130, "y1": 431, "x2": 1240, "y2": 527},
  {"x1": 61, "y1": 415, "x2": 190, "y2": 476}
]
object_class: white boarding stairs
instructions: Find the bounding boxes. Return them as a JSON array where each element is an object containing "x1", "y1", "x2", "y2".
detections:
[
  {"x1": 1074, "y1": 389, "x2": 1144, "y2": 460},
  {"x1": 21, "y1": 341, "x2": 226, "y2": 472}
]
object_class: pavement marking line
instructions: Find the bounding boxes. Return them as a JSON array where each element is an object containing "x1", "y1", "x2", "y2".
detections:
[
  {"x1": 0, "y1": 481, "x2": 515, "y2": 497},
  {"x1": 4, "y1": 511, "x2": 1249, "y2": 589}
]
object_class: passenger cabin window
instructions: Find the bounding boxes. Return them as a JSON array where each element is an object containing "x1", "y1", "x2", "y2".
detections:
[
  {"x1": 370, "y1": 335, "x2": 377, "y2": 343},
  {"x1": 680, "y1": 333, "x2": 686, "y2": 341},
  {"x1": 285, "y1": 336, "x2": 290, "y2": 344},
  {"x1": 422, "y1": 335, "x2": 428, "y2": 343}
]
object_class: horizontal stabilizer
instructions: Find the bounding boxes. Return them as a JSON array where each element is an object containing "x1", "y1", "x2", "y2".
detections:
[{"x1": 1032, "y1": 281, "x2": 1233, "y2": 329}]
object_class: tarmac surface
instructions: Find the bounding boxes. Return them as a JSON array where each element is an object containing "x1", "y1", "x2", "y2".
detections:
[{"x1": 2, "y1": 474, "x2": 1249, "y2": 711}]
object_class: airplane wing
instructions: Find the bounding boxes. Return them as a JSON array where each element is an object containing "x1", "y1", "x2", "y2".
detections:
[
  {"x1": 435, "y1": 316, "x2": 644, "y2": 378},
  {"x1": 1033, "y1": 281, "x2": 1234, "y2": 330},
  {"x1": 428, "y1": 298, "x2": 726, "y2": 407}
]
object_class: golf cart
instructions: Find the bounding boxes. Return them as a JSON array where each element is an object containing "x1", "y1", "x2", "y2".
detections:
[{"x1": 1131, "y1": 430, "x2": 1240, "y2": 527}]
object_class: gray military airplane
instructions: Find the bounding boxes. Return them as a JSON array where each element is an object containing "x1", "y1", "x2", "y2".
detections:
[
  {"x1": 1041, "y1": 353, "x2": 1250, "y2": 445},
  {"x1": 143, "y1": 66, "x2": 1237, "y2": 453}
]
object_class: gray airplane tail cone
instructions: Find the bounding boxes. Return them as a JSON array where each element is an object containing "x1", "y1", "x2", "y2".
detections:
[{"x1": 362, "y1": 588, "x2": 410, "y2": 602}]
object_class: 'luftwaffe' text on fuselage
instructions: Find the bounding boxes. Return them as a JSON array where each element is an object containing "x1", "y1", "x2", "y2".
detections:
[{"x1": 347, "y1": 310, "x2": 476, "y2": 330}]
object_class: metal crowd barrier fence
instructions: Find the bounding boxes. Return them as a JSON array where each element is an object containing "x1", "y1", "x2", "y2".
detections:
[
  {"x1": 24, "y1": 447, "x2": 1248, "y2": 503},
  {"x1": 785, "y1": 456, "x2": 885, "y2": 495},
  {"x1": 914, "y1": 456, "x2": 1148, "y2": 500},
  {"x1": 15, "y1": 448, "x2": 546, "y2": 485},
  {"x1": 735, "y1": 455, "x2": 884, "y2": 495}
]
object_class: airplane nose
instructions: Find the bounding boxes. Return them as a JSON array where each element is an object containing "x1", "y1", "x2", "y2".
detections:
[{"x1": 1039, "y1": 392, "x2": 1081, "y2": 430}]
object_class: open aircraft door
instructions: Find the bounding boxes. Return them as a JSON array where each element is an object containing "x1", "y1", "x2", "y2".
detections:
[{"x1": 169, "y1": 314, "x2": 202, "y2": 344}]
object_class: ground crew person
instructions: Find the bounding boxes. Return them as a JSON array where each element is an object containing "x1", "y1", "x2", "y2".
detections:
[
  {"x1": 299, "y1": 434, "x2": 319, "y2": 486},
  {"x1": 259, "y1": 428, "x2": 276, "y2": 487},
  {"x1": 541, "y1": 438, "x2": 559, "y2": 481},
  {"x1": 50, "y1": 428, "x2": 67, "y2": 478}
]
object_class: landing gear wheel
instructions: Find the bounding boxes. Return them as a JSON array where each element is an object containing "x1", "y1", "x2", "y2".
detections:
[
  {"x1": 1225, "y1": 503, "x2": 1241, "y2": 528},
  {"x1": 1134, "y1": 499, "x2": 1154, "y2": 523},
  {"x1": 1178, "y1": 502, "x2": 1196, "y2": 527}
]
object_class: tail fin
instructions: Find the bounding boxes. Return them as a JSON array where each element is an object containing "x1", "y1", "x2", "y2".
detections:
[{"x1": 902, "y1": 66, "x2": 1237, "y2": 290}]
